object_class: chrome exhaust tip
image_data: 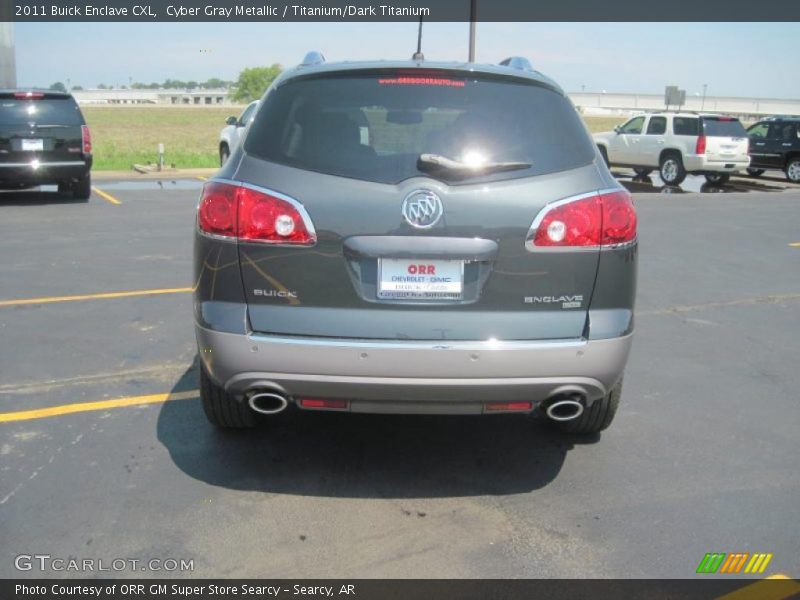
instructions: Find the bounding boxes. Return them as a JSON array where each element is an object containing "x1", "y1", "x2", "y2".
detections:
[
  {"x1": 544, "y1": 397, "x2": 585, "y2": 422},
  {"x1": 247, "y1": 391, "x2": 289, "y2": 415}
]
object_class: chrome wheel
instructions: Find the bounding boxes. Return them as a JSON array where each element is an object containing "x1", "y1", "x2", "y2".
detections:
[
  {"x1": 661, "y1": 159, "x2": 679, "y2": 183},
  {"x1": 787, "y1": 160, "x2": 800, "y2": 183}
]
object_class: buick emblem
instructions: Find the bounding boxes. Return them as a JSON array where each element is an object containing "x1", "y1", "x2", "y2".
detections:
[{"x1": 401, "y1": 189, "x2": 443, "y2": 229}]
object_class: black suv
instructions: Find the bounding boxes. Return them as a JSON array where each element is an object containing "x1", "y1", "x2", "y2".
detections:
[
  {"x1": 746, "y1": 117, "x2": 800, "y2": 183},
  {"x1": 0, "y1": 90, "x2": 93, "y2": 199}
]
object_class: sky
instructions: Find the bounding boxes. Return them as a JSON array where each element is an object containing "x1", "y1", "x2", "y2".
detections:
[{"x1": 11, "y1": 22, "x2": 800, "y2": 98}]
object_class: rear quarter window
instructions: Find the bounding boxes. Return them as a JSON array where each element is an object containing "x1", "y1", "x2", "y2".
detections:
[
  {"x1": 673, "y1": 117, "x2": 699, "y2": 136},
  {"x1": 0, "y1": 98, "x2": 84, "y2": 126},
  {"x1": 244, "y1": 71, "x2": 595, "y2": 185}
]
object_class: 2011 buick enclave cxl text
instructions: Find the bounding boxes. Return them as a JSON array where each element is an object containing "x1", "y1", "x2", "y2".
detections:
[{"x1": 193, "y1": 53, "x2": 638, "y2": 436}]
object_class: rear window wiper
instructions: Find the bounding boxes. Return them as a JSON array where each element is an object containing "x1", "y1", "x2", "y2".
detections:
[{"x1": 418, "y1": 153, "x2": 531, "y2": 175}]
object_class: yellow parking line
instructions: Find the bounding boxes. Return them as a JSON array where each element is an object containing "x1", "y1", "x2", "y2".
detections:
[
  {"x1": 789, "y1": 242, "x2": 800, "y2": 248},
  {"x1": 91, "y1": 186, "x2": 121, "y2": 205},
  {"x1": 0, "y1": 286, "x2": 192, "y2": 308},
  {"x1": 716, "y1": 575, "x2": 800, "y2": 600},
  {"x1": 197, "y1": 176, "x2": 208, "y2": 181},
  {"x1": 0, "y1": 390, "x2": 199, "y2": 424}
]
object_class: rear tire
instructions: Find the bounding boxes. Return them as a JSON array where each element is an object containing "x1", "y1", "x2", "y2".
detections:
[
  {"x1": 633, "y1": 167, "x2": 652, "y2": 177},
  {"x1": 552, "y1": 378, "x2": 622, "y2": 435},
  {"x1": 659, "y1": 153, "x2": 686, "y2": 186},
  {"x1": 704, "y1": 173, "x2": 730, "y2": 185},
  {"x1": 786, "y1": 157, "x2": 800, "y2": 183},
  {"x1": 72, "y1": 174, "x2": 91, "y2": 201},
  {"x1": 200, "y1": 367, "x2": 257, "y2": 429},
  {"x1": 746, "y1": 168, "x2": 764, "y2": 177},
  {"x1": 219, "y1": 144, "x2": 230, "y2": 166}
]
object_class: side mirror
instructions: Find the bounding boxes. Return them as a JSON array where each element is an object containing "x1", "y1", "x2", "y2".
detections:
[
  {"x1": 225, "y1": 116, "x2": 237, "y2": 126},
  {"x1": 613, "y1": 125, "x2": 621, "y2": 134}
]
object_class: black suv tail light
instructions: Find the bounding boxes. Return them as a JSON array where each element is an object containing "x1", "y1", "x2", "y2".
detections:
[{"x1": 81, "y1": 125, "x2": 92, "y2": 154}]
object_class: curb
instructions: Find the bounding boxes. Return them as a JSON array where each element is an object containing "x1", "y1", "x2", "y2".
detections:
[{"x1": 92, "y1": 168, "x2": 217, "y2": 181}]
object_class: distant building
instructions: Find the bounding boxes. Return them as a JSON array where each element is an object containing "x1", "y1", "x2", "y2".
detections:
[
  {"x1": 570, "y1": 92, "x2": 800, "y2": 120},
  {"x1": 71, "y1": 88, "x2": 234, "y2": 105}
]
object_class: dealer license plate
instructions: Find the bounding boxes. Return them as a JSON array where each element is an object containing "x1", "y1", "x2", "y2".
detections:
[{"x1": 378, "y1": 258, "x2": 464, "y2": 300}]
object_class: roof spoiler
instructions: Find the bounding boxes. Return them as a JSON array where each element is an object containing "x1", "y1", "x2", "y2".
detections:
[
  {"x1": 300, "y1": 51, "x2": 326, "y2": 67},
  {"x1": 499, "y1": 57, "x2": 533, "y2": 72}
]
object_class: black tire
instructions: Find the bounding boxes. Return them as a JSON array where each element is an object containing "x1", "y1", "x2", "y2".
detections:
[
  {"x1": 704, "y1": 173, "x2": 730, "y2": 185},
  {"x1": 552, "y1": 378, "x2": 623, "y2": 435},
  {"x1": 72, "y1": 173, "x2": 91, "y2": 200},
  {"x1": 633, "y1": 167, "x2": 652, "y2": 177},
  {"x1": 219, "y1": 144, "x2": 230, "y2": 167},
  {"x1": 786, "y1": 157, "x2": 800, "y2": 183},
  {"x1": 746, "y1": 168, "x2": 764, "y2": 177},
  {"x1": 598, "y1": 146, "x2": 609, "y2": 167},
  {"x1": 200, "y1": 367, "x2": 257, "y2": 428},
  {"x1": 659, "y1": 153, "x2": 686, "y2": 186}
]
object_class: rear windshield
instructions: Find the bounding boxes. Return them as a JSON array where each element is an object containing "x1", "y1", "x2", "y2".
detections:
[
  {"x1": 244, "y1": 71, "x2": 595, "y2": 184},
  {"x1": 0, "y1": 98, "x2": 84, "y2": 126},
  {"x1": 701, "y1": 117, "x2": 746, "y2": 138}
]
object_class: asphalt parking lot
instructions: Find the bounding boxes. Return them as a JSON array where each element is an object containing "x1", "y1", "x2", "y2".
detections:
[{"x1": 1, "y1": 173, "x2": 799, "y2": 580}]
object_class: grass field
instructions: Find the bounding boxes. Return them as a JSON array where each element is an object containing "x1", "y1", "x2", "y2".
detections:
[
  {"x1": 83, "y1": 106, "x2": 237, "y2": 170},
  {"x1": 82, "y1": 106, "x2": 627, "y2": 171}
]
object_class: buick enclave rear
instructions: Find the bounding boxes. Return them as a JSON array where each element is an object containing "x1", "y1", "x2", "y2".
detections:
[{"x1": 193, "y1": 54, "x2": 637, "y2": 435}]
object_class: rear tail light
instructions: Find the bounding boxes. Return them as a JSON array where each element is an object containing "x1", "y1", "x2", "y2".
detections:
[
  {"x1": 197, "y1": 181, "x2": 316, "y2": 246},
  {"x1": 198, "y1": 181, "x2": 237, "y2": 237},
  {"x1": 14, "y1": 91, "x2": 44, "y2": 99},
  {"x1": 526, "y1": 189, "x2": 637, "y2": 250},
  {"x1": 81, "y1": 125, "x2": 92, "y2": 154},
  {"x1": 696, "y1": 135, "x2": 707, "y2": 154},
  {"x1": 299, "y1": 398, "x2": 348, "y2": 410}
]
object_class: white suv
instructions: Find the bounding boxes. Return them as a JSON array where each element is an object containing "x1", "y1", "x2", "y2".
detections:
[
  {"x1": 218, "y1": 100, "x2": 258, "y2": 166},
  {"x1": 594, "y1": 112, "x2": 750, "y2": 186}
]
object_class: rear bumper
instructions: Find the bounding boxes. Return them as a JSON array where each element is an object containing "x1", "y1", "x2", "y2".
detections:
[
  {"x1": 0, "y1": 159, "x2": 91, "y2": 186},
  {"x1": 195, "y1": 324, "x2": 633, "y2": 415},
  {"x1": 683, "y1": 155, "x2": 750, "y2": 173}
]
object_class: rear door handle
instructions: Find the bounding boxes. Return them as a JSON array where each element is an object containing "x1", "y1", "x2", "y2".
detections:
[
  {"x1": 657, "y1": 139, "x2": 665, "y2": 144},
  {"x1": 783, "y1": 143, "x2": 792, "y2": 147}
]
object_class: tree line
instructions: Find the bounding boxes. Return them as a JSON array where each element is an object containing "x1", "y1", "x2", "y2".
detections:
[{"x1": 48, "y1": 64, "x2": 284, "y2": 103}]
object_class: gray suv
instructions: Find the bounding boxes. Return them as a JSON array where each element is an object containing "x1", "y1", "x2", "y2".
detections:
[{"x1": 193, "y1": 53, "x2": 637, "y2": 435}]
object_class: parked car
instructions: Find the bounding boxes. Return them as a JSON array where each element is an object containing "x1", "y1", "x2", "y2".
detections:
[
  {"x1": 593, "y1": 112, "x2": 750, "y2": 186},
  {"x1": 218, "y1": 100, "x2": 258, "y2": 166},
  {"x1": 194, "y1": 52, "x2": 638, "y2": 435},
  {"x1": 0, "y1": 90, "x2": 92, "y2": 199},
  {"x1": 745, "y1": 117, "x2": 800, "y2": 183}
]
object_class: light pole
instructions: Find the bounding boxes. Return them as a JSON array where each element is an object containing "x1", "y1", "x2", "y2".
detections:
[
  {"x1": 701, "y1": 83, "x2": 708, "y2": 111},
  {"x1": 468, "y1": 0, "x2": 476, "y2": 62},
  {"x1": 0, "y1": 18, "x2": 16, "y2": 88}
]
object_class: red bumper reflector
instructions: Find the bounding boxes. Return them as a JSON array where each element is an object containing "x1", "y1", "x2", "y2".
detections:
[
  {"x1": 299, "y1": 398, "x2": 348, "y2": 410},
  {"x1": 485, "y1": 401, "x2": 533, "y2": 412}
]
